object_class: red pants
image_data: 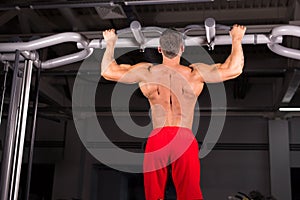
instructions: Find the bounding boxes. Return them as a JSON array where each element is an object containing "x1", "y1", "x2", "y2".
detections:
[{"x1": 143, "y1": 126, "x2": 203, "y2": 200}]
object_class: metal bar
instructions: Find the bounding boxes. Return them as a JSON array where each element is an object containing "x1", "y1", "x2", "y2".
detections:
[
  {"x1": 41, "y1": 48, "x2": 93, "y2": 69},
  {"x1": 0, "y1": 35, "x2": 92, "y2": 69},
  {"x1": 124, "y1": 0, "x2": 213, "y2": 5},
  {"x1": 0, "y1": 32, "x2": 88, "y2": 52},
  {"x1": 204, "y1": 18, "x2": 216, "y2": 50},
  {"x1": 9, "y1": 60, "x2": 27, "y2": 200},
  {"x1": 0, "y1": 53, "x2": 26, "y2": 61},
  {"x1": 0, "y1": 62, "x2": 8, "y2": 126},
  {"x1": 0, "y1": 0, "x2": 212, "y2": 10},
  {"x1": 1, "y1": 50, "x2": 91, "y2": 69},
  {"x1": 0, "y1": 50, "x2": 21, "y2": 200},
  {"x1": 0, "y1": 2, "x2": 112, "y2": 11},
  {"x1": 268, "y1": 43, "x2": 300, "y2": 60},
  {"x1": 13, "y1": 60, "x2": 33, "y2": 200},
  {"x1": 78, "y1": 34, "x2": 283, "y2": 49},
  {"x1": 9, "y1": 60, "x2": 30, "y2": 200},
  {"x1": 25, "y1": 66, "x2": 40, "y2": 200},
  {"x1": 268, "y1": 25, "x2": 300, "y2": 60},
  {"x1": 130, "y1": 21, "x2": 146, "y2": 45},
  {"x1": 1, "y1": 22, "x2": 299, "y2": 69},
  {"x1": 0, "y1": 24, "x2": 281, "y2": 42}
]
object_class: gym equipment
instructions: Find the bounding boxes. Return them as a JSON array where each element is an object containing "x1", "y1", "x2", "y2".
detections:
[
  {"x1": 0, "y1": 18, "x2": 299, "y2": 69},
  {"x1": 0, "y1": 18, "x2": 299, "y2": 200}
]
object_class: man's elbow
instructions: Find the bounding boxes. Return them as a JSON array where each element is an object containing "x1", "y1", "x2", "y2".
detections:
[
  {"x1": 100, "y1": 65, "x2": 112, "y2": 79},
  {"x1": 100, "y1": 68, "x2": 107, "y2": 77},
  {"x1": 101, "y1": 70, "x2": 120, "y2": 82},
  {"x1": 101, "y1": 70, "x2": 108, "y2": 78},
  {"x1": 233, "y1": 64, "x2": 244, "y2": 78},
  {"x1": 101, "y1": 71, "x2": 113, "y2": 81},
  {"x1": 236, "y1": 67, "x2": 243, "y2": 76}
]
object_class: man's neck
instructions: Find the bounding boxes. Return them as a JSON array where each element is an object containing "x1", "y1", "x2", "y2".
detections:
[{"x1": 162, "y1": 56, "x2": 181, "y2": 67}]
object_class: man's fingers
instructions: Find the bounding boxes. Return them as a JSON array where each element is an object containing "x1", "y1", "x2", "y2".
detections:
[
  {"x1": 107, "y1": 29, "x2": 115, "y2": 33},
  {"x1": 103, "y1": 29, "x2": 116, "y2": 35},
  {"x1": 103, "y1": 29, "x2": 117, "y2": 40}
]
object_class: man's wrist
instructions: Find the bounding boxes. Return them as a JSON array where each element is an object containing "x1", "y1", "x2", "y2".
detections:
[
  {"x1": 106, "y1": 41, "x2": 116, "y2": 47},
  {"x1": 232, "y1": 38, "x2": 243, "y2": 44}
]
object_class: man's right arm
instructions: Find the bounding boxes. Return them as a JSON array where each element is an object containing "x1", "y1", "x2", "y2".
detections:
[
  {"x1": 191, "y1": 24, "x2": 246, "y2": 83},
  {"x1": 100, "y1": 29, "x2": 152, "y2": 84}
]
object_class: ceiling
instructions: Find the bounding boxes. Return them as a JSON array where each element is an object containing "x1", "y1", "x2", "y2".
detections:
[{"x1": 0, "y1": 0, "x2": 300, "y2": 121}]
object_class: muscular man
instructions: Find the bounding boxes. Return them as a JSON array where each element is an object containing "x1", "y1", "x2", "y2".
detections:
[{"x1": 101, "y1": 24, "x2": 246, "y2": 200}]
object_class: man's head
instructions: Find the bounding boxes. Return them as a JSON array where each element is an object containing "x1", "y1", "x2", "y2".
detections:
[{"x1": 159, "y1": 29, "x2": 184, "y2": 59}]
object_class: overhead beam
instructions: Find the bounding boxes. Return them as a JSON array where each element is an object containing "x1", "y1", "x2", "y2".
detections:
[
  {"x1": 0, "y1": 10, "x2": 18, "y2": 26},
  {"x1": 281, "y1": 69, "x2": 300, "y2": 103},
  {"x1": 58, "y1": 8, "x2": 87, "y2": 31},
  {"x1": 18, "y1": 10, "x2": 31, "y2": 34},
  {"x1": 24, "y1": 9, "x2": 57, "y2": 33},
  {"x1": 140, "y1": 7, "x2": 289, "y2": 24}
]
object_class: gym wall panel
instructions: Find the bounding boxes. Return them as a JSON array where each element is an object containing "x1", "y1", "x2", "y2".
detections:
[
  {"x1": 289, "y1": 117, "x2": 300, "y2": 144},
  {"x1": 289, "y1": 117, "x2": 300, "y2": 168},
  {"x1": 201, "y1": 151, "x2": 270, "y2": 199},
  {"x1": 51, "y1": 120, "x2": 85, "y2": 200},
  {"x1": 196, "y1": 116, "x2": 269, "y2": 144},
  {"x1": 31, "y1": 118, "x2": 65, "y2": 141}
]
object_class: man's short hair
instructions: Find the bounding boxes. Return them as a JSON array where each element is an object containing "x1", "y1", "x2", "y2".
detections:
[{"x1": 159, "y1": 29, "x2": 183, "y2": 59}]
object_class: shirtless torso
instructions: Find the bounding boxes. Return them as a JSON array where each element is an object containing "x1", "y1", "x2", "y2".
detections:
[
  {"x1": 101, "y1": 25, "x2": 246, "y2": 129},
  {"x1": 139, "y1": 64, "x2": 203, "y2": 129}
]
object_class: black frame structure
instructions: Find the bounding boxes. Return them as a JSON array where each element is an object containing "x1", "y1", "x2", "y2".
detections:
[{"x1": 0, "y1": 51, "x2": 34, "y2": 200}]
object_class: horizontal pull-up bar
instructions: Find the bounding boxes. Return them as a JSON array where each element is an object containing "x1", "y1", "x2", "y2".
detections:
[
  {"x1": 0, "y1": 32, "x2": 93, "y2": 69},
  {"x1": 0, "y1": 19, "x2": 299, "y2": 69},
  {"x1": 0, "y1": 32, "x2": 88, "y2": 51},
  {"x1": 78, "y1": 34, "x2": 282, "y2": 49},
  {"x1": 77, "y1": 20, "x2": 283, "y2": 49},
  {"x1": 267, "y1": 25, "x2": 300, "y2": 60}
]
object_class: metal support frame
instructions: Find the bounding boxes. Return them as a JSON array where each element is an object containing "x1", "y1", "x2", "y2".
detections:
[
  {"x1": 0, "y1": 32, "x2": 93, "y2": 69},
  {"x1": 0, "y1": 50, "x2": 22, "y2": 200},
  {"x1": 268, "y1": 25, "x2": 300, "y2": 60},
  {"x1": 130, "y1": 21, "x2": 146, "y2": 51},
  {"x1": 0, "y1": 51, "x2": 34, "y2": 200},
  {"x1": 0, "y1": 19, "x2": 300, "y2": 70},
  {"x1": 204, "y1": 18, "x2": 216, "y2": 50},
  {"x1": 0, "y1": 0, "x2": 213, "y2": 10},
  {"x1": 25, "y1": 66, "x2": 40, "y2": 200},
  {"x1": 13, "y1": 59, "x2": 33, "y2": 200},
  {"x1": 0, "y1": 62, "x2": 9, "y2": 127}
]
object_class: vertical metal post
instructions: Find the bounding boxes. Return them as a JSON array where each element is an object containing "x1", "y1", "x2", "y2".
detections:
[
  {"x1": 9, "y1": 60, "x2": 28, "y2": 200},
  {"x1": 13, "y1": 59, "x2": 33, "y2": 200},
  {"x1": 0, "y1": 50, "x2": 22, "y2": 200},
  {"x1": 0, "y1": 62, "x2": 9, "y2": 127},
  {"x1": 25, "y1": 66, "x2": 40, "y2": 200},
  {"x1": 0, "y1": 54, "x2": 34, "y2": 200},
  {"x1": 204, "y1": 18, "x2": 216, "y2": 50}
]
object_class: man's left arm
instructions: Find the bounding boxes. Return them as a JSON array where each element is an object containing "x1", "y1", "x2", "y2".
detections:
[{"x1": 191, "y1": 25, "x2": 246, "y2": 83}]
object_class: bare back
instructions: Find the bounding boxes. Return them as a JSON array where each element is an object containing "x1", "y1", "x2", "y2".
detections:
[{"x1": 139, "y1": 64, "x2": 204, "y2": 129}]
